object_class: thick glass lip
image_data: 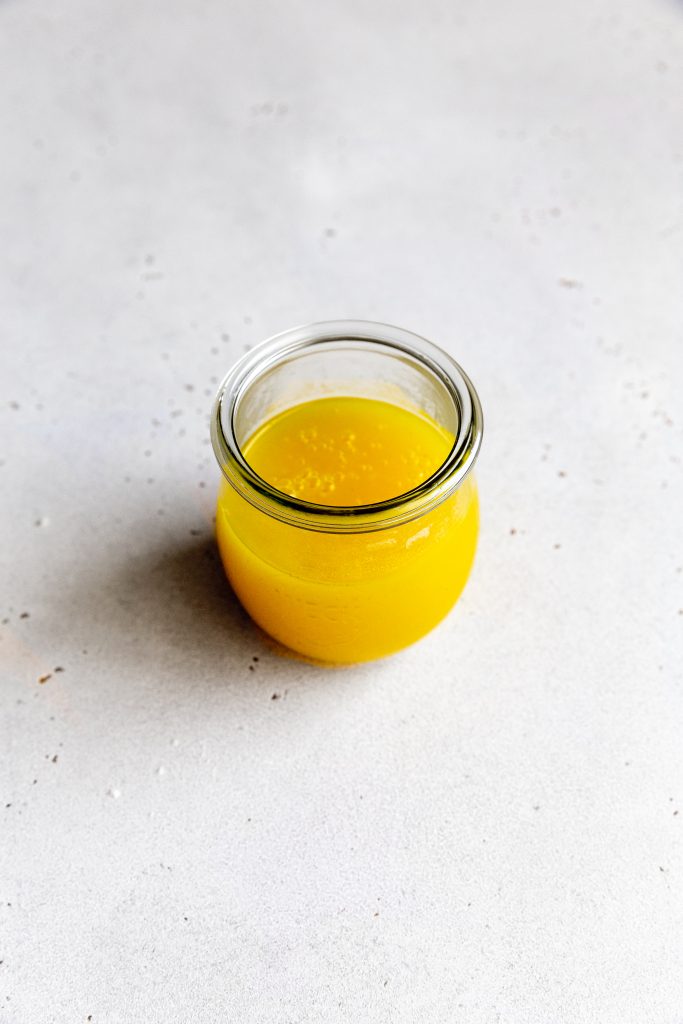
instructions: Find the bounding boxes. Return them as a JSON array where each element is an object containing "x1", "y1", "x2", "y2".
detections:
[{"x1": 210, "y1": 320, "x2": 483, "y2": 534}]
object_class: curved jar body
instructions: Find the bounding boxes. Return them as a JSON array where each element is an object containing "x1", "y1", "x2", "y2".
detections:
[{"x1": 211, "y1": 321, "x2": 483, "y2": 664}]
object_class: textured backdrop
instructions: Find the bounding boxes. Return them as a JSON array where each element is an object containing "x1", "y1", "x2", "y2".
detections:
[{"x1": 1, "y1": 0, "x2": 682, "y2": 1021}]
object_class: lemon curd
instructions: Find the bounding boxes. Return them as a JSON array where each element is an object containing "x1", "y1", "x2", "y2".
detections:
[{"x1": 215, "y1": 395, "x2": 479, "y2": 663}]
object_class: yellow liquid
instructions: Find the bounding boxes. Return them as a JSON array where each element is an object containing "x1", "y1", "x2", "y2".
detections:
[{"x1": 216, "y1": 397, "x2": 479, "y2": 663}]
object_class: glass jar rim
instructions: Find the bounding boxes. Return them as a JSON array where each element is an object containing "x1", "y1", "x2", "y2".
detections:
[{"x1": 210, "y1": 319, "x2": 483, "y2": 533}]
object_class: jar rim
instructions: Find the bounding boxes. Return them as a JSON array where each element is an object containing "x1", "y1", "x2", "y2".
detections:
[{"x1": 210, "y1": 320, "x2": 483, "y2": 533}]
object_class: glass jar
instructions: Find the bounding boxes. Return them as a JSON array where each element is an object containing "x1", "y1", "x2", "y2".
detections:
[{"x1": 211, "y1": 320, "x2": 483, "y2": 663}]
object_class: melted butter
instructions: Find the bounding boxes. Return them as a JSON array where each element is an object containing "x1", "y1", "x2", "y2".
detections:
[
  {"x1": 243, "y1": 397, "x2": 452, "y2": 506},
  {"x1": 216, "y1": 396, "x2": 478, "y2": 663}
]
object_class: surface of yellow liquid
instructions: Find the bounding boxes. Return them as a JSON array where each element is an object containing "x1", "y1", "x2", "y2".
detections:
[{"x1": 216, "y1": 397, "x2": 478, "y2": 663}]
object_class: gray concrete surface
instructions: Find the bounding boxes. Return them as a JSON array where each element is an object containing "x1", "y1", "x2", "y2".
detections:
[{"x1": 1, "y1": 0, "x2": 682, "y2": 1021}]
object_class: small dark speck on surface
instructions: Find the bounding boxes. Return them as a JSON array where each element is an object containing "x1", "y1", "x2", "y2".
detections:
[
  {"x1": 189, "y1": 528, "x2": 202, "y2": 536},
  {"x1": 558, "y1": 470, "x2": 567, "y2": 478},
  {"x1": 184, "y1": 384, "x2": 194, "y2": 392},
  {"x1": 19, "y1": 612, "x2": 29, "y2": 619},
  {"x1": 253, "y1": 656, "x2": 259, "y2": 662},
  {"x1": 52, "y1": 755, "x2": 58, "y2": 763},
  {"x1": 248, "y1": 664, "x2": 254, "y2": 672},
  {"x1": 674, "y1": 810, "x2": 679, "y2": 816},
  {"x1": 271, "y1": 692, "x2": 280, "y2": 700},
  {"x1": 553, "y1": 543, "x2": 561, "y2": 549},
  {"x1": 9, "y1": 401, "x2": 20, "y2": 410},
  {"x1": 509, "y1": 528, "x2": 517, "y2": 535},
  {"x1": 325, "y1": 227, "x2": 337, "y2": 237},
  {"x1": 38, "y1": 673, "x2": 51, "y2": 684}
]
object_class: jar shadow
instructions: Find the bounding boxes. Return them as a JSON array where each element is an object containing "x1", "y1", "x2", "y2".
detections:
[
  {"x1": 66, "y1": 535, "x2": 365, "y2": 691},
  {"x1": 138, "y1": 538, "x2": 369, "y2": 671},
  {"x1": 110, "y1": 537, "x2": 279, "y2": 666}
]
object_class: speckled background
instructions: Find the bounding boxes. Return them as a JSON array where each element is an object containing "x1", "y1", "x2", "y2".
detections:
[{"x1": 1, "y1": 1, "x2": 682, "y2": 1021}]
